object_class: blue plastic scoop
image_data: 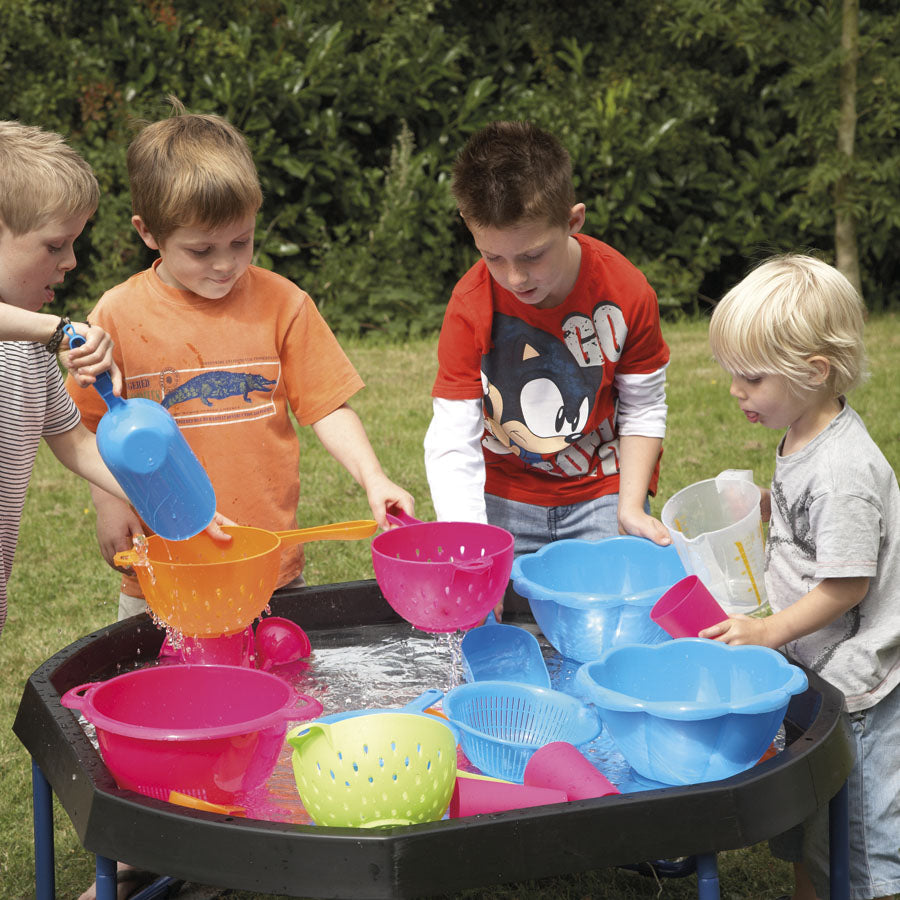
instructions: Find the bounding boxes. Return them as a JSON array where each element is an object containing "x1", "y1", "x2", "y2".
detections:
[
  {"x1": 461, "y1": 612, "x2": 551, "y2": 688},
  {"x1": 66, "y1": 325, "x2": 216, "y2": 541}
]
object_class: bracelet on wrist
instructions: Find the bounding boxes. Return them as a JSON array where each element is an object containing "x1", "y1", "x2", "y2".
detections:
[{"x1": 45, "y1": 316, "x2": 72, "y2": 354}]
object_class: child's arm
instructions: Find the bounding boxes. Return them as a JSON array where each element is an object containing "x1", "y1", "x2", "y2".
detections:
[
  {"x1": 700, "y1": 576, "x2": 870, "y2": 648},
  {"x1": 615, "y1": 366, "x2": 670, "y2": 544},
  {"x1": 0, "y1": 306, "x2": 122, "y2": 393},
  {"x1": 423, "y1": 397, "x2": 488, "y2": 523},
  {"x1": 311, "y1": 403, "x2": 414, "y2": 530},
  {"x1": 617, "y1": 434, "x2": 671, "y2": 545},
  {"x1": 43, "y1": 423, "x2": 130, "y2": 502}
]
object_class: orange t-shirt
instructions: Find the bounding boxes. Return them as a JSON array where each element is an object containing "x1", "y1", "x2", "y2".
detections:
[{"x1": 66, "y1": 261, "x2": 364, "y2": 597}]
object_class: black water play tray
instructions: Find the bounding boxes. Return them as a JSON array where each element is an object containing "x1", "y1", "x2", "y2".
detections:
[{"x1": 15, "y1": 579, "x2": 853, "y2": 899}]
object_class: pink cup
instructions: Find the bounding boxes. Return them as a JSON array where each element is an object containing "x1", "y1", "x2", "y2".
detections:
[
  {"x1": 650, "y1": 575, "x2": 729, "y2": 638},
  {"x1": 523, "y1": 742, "x2": 620, "y2": 801},
  {"x1": 449, "y1": 775, "x2": 568, "y2": 818}
]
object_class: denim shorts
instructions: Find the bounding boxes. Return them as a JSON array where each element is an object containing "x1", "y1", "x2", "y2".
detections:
[
  {"x1": 769, "y1": 679, "x2": 900, "y2": 899},
  {"x1": 484, "y1": 492, "x2": 647, "y2": 557}
]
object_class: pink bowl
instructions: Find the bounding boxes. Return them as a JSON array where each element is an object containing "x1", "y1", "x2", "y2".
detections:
[{"x1": 61, "y1": 664, "x2": 322, "y2": 803}]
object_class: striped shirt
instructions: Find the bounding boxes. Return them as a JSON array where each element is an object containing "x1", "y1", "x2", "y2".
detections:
[{"x1": 0, "y1": 341, "x2": 80, "y2": 637}]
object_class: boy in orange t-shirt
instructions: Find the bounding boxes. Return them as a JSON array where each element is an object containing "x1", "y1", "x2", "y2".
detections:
[{"x1": 67, "y1": 103, "x2": 413, "y2": 620}]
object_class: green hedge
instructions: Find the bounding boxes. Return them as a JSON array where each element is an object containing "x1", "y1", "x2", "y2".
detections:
[{"x1": 2, "y1": 0, "x2": 898, "y2": 334}]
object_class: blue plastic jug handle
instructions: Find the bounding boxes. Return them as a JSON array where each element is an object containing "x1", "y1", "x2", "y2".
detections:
[{"x1": 63, "y1": 324, "x2": 122, "y2": 410}]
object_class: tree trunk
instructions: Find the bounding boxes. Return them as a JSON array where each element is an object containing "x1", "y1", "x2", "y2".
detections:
[{"x1": 835, "y1": 0, "x2": 862, "y2": 297}]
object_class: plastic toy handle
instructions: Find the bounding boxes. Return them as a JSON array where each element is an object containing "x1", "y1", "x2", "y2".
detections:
[
  {"x1": 274, "y1": 520, "x2": 377, "y2": 547},
  {"x1": 62, "y1": 324, "x2": 121, "y2": 410},
  {"x1": 286, "y1": 720, "x2": 329, "y2": 752},
  {"x1": 167, "y1": 791, "x2": 246, "y2": 817},
  {"x1": 286, "y1": 692, "x2": 324, "y2": 724},
  {"x1": 59, "y1": 682, "x2": 100, "y2": 710},
  {"x1": 385, "y1": 509, "x2": 422, "y2": 528},
  {"x1": 113, "y1": 549, "x2": 139, "y2": 568},
  {"x1": 403, "y1": 688, "x2": 444, "y2": 712}
]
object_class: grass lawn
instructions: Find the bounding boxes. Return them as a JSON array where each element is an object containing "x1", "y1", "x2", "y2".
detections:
[{"x1": 2, "y1": 313, "x2": 897, "y2": 899}]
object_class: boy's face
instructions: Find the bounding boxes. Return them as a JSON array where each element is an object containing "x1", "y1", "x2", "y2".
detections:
[
  {"x1": 466, "y1": 204, "x2": 586, "y2": 310},
  {"x1": 0, "y1": 212, "x2": 90, "y2": 311},
  {"x1": 133, "y1": 213, "x2": 255, "y2": 299}
]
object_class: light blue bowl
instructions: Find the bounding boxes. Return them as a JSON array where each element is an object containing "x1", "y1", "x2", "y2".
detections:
[
  {"x1": 510, "y1": 537, "x2": 686, "y2": 662},
  {"x1": 574, "y1": 640, "x2": 808, "y2": 785}
]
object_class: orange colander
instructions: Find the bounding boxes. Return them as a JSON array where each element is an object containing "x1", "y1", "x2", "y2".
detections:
[{"x1": 113, "y1": 521, "x2": 376, "y2": 637}]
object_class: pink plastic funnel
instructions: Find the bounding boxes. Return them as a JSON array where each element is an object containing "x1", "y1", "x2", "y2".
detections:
[
  {"x1": 60, "y1": 664, "x2": 323, "y2": 803},
  {"x1": 158, "y1": 628, "x2": 254, "y2": 667},
  {"x1": 523, "y1": 741, "x2": 620, "y2": 801},
  {"x1": 650, "y1": 575, "x2": 729, "y2": 638},
  {"x1": 254, "y1": 616, "x2": 312, "y2": 670},
  {"x1": 371, "y1": 512, "x2": 514, "y2": 633},
  {"x1": 449, "y1": 774, "x2": 568, "y2": 818}
]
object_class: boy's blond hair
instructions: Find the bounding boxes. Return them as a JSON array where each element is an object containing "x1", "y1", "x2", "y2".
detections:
[
  {"x1": 127, "y1": 100, "x2": 262, "y2": 243},
  {"x1": 709, "y1": 254, "x2": 867, "y2": 396},
  {"x1": 451, "y1": 121, "x2": 576, "y2": 229},
  {"x1": 0, "y1": 121, "x2": 99, "y2": 235}
]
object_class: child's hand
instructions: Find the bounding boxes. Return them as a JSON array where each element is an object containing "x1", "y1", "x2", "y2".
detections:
[
  {"x1": 62, "y1": 322, "x2": 124, "y2": 394},
  {"x1": 617, "y1": 507, "x2": 672, "y2": 546},
  {"x1": 94, "y1": 497, "x2": 144, "y2": 574},
  {"x1": 699, "y1": 614, "x2": 774, "y2": 647},
  {"x1": 204, "y1": 511, "x2": 235, "y2": 543},
  {"x1": 365, "y1": 473, "x2": 415, "y2": 531}
]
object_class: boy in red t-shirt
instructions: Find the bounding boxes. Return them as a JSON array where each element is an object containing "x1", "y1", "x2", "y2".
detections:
[{"x1": 426, "y1": 121, "x2": 671, "y2": 561}]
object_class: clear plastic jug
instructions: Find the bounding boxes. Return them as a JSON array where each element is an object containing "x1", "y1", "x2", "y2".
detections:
[
  {"x1": 660, "y1": 471, "x2": 768, "y2": 615},
  {"x1": 67, "y1": 326, "x2": 216, "y2": 541}
]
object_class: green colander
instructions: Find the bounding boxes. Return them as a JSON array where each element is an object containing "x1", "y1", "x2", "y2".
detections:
[{"x1": 286, "y1": 712, "x2": 458, "y2": 827}]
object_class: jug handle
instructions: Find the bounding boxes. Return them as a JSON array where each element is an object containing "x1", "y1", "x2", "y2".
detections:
[{"x1": 63, "y1": 324, "x2": 123, "y2": 411}]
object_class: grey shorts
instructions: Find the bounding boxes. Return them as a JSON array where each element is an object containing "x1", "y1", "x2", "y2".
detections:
[
  {"x1": 769, "y1": 679, "x2": 900, "y2": 899},
  {"x1": 484, "y1": 492, "x2": 649, "y2": 557}
]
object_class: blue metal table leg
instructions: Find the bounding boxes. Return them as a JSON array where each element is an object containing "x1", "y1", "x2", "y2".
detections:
[
  {"x1": 695, "y1": 852, "x2": 721, "y2": 900},
  {"x1": 95, "y1": 855, "x2": 118, "y2": 900},
  {"x1": 829, "y1": 781, "x2": 850, "y2": 900},
  {"x1": 32, "y1": 760, "x2": 55, "y2": 900}
]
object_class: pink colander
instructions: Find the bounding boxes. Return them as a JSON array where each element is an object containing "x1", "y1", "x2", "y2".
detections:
[
  {"x1": 61, "y1": 664, "x2": 323, "y2": 804},
  {"x1": 371, "y1": 512, "x2": 514, "y2": 633}
]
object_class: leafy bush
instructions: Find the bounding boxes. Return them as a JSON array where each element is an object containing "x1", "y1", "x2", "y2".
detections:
[{"x1": 1, "y1": 0, "x2": 898, "y2": 331}]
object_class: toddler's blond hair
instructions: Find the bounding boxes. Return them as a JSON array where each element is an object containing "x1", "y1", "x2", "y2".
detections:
[
  {"x1": 709, "y1": 254, "x2": 867, "y2": 396},
  {"x1": 127, "y1": 99, "x2": 262, "y2": 243},
  {"x1": 0, "y1": 121, "x2": 99, "y2": 235}
]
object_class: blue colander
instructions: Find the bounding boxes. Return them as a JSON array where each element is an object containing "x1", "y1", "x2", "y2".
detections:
[{"x1": 443, "y1": 681, "x2": 601, "y2": 783}]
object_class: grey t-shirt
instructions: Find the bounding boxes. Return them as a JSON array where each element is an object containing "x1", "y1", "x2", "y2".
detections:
[{"x1": 766, "y1": 401, "x2": 900, "y2": 711}]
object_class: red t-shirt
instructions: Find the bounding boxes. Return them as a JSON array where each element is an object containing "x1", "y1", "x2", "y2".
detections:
[{"x1": 432, "y1": 234, "x2": 669, "y2": 506}]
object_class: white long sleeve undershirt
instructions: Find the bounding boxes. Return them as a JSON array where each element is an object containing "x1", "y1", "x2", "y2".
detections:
[{"x1": 424, "y1": 365, "x2": 668, "y2": 522}]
